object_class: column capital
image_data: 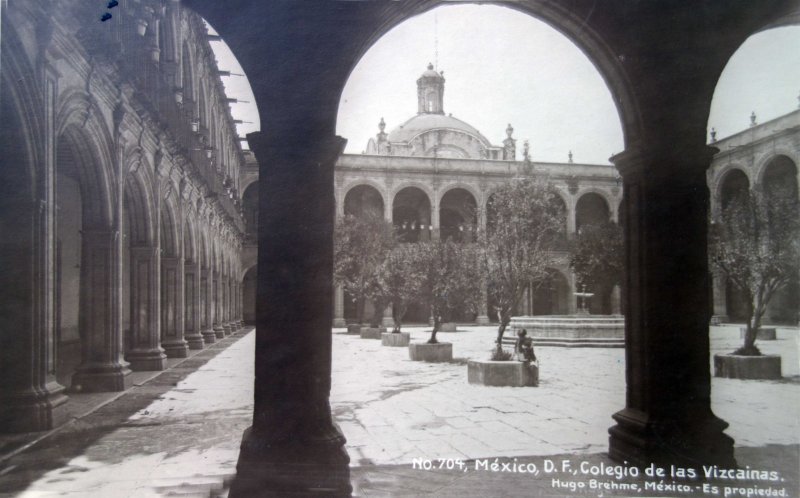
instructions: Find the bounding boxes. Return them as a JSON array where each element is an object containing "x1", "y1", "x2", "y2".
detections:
[
  {"x1": 612, "y1": 143, "x2": 719, "y2": 181},
  {"x1": 246, "y1": 131, "x2": 347, "y2": 173}
]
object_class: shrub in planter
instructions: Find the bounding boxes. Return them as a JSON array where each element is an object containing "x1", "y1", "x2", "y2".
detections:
[{"x1": 709, "y1": 187, "x2": 798, "y2": 378}]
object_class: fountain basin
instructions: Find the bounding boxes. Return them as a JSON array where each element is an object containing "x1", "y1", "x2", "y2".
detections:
[{"x1": 509, "y1": 315, "x2": 625, "y2": 348}]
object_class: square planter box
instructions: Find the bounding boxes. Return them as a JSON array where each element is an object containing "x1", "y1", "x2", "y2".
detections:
[
  {"x1": 739, "y1": 327, "x2": 777, "y2": 341},
  {"x1": 381, "y1": 332, "x2": 410, "y2": 347},
  {"x1": 714, "y1": 354, "x2": 782, "y2": 380},
  {"x1": 468, "y1": 360, "x2": 538, "y2": 387},
  {"x1": 439, "y1": 322, "x2": 458, "y2": 332},
  {"x1": 360, "y1": 327, "x2": 385, "y2": 339},
  {"x1": 347, "y1": 324, "x2": 362, "y2": 335},
  {"x1": 409, "y1": 342, "x2": 452, "y2": 362}
]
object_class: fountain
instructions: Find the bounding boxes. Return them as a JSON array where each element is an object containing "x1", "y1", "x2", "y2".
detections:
[{"x1": 509, "y1": 285, "x2": 624, "y2": 348}]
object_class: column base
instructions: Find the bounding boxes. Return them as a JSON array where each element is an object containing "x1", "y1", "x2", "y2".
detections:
[
  {"x1": 213, "y1": 325, "x2": 225, "y2": 339},
  {"x1": 608, "y1": 407, "x2": 736, "y2": 468},
  {"x1": 186, "y1": 333, "x2": 205, "y2": 350},
  {"x1": 332, "y1": 318, "x2": 346, "y2": 328},
  {"x1": 126, "y1": 348, "x2": 168, "y2": 371},
  {"x1": 162, "y1": 340, "x2": 190, "y2": 358},
  {"x1": 72, "y1": 362, "x2": 133, "y2": 393},
  {"x1": 710, "y1": 315, "x2": 729, "y2": 326},
  {"x1": 0, "y1": 383, "x2": 70, "y2": 433},
  {"x1": 476, "y1": 315, "x2": 490, "y2": 325},
  {"x1": 202, "y1": 328, "x2": 217, "y2": 344},
  {"x1": 229, "y1": 425, "x2": 352, "y2": 497}
]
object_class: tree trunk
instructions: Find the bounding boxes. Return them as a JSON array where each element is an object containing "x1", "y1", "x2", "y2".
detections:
[
  {"x1": 742, "y1": 292, "x2": 761, "y2": 355},
  {"x1": 428, "y1": 315, "x2": 440, "y2": 344},
  {"x1": 496, "y1": 311, "x2": 510, "y2": 344},
  {"x1": 393, "y1": 302, "x2": 406, "y2": 333},
  {"x1": 370, "y1": 299, "x2": 383, "y2": 327}
]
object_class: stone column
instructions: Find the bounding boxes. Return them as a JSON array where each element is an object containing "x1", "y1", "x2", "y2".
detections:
[
  {"x1": 184, "y1": 262, "x2": 204, "y2": 349},
  {"x1": 160, "y1": 256, "x2": 189, "y2": 357},
  {"x1": 231, "y1": 132, "x2": 350, "y2": 496},
  {"x1": 333, "y1": 285, "x2": 346, "y2": 327},
  {"x1": 608, "y1": 145, "x2": 735, "y2": 468},
  {"x1": 126, "y1": 246, "x2": 168, "y2": 370},
  {"x1": 710, "y1": 273, "x2": 728, "y2": 324},
  {"x1": 0, "y1": 59, "x2": 68, "y2": 432},
  {"x1": 200, "y1": 267, "x2": 216, "y2": 343},
  {"x1": 221, "y1": 274, "x2": 232, "y2": 335},
  {"x1": 212, "y1": 270, "x2": 224, "y2": 338},
  {"x1": 72, "y1": 229, "x2": 132, "y2": 392},
  {"x1": 476, "y1": 285, "x2": 490, "y2": 325},
  {"x1": 430, "y1": 198, "x2": 439, "y2": 241},
  {"x1": 566, "y1": 197, "x2": 577, "y2": 237}
]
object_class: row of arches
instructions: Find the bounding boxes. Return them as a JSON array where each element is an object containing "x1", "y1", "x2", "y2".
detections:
[{"x1": 340, "y1": 184, "x2": 615, "y2": 242}]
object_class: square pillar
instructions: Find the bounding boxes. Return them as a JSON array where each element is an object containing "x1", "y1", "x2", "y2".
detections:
[
  {"x1": 161, "y1": 256, "x2": 189, "y2": 357},
  {"x1": 200, "y1": 268, "x2": 216, "y2": 343},
  {"x1": 126, "y1": 247, "x2": 167, "y2": 371},
  {"x1": 608, "y1": 145, "x2": 734, "y2": 468},
  {"x1": 333, "y1": 284, "x2": 346, "y2": 327},
  {"x1": 230, "y1": 132, "x2": 351, "y2": 496},
  {"x1": 72, "y1": 229, "x2": 132, "y2": 392},
  {"x1": 212, "y1": 272, "x2": 224, "y2": 338},
  {"x1": 184, "y1": 262, "x2": 204, "y2": 349}
]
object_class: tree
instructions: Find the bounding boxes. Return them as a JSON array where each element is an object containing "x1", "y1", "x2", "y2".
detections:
[
  {"x1": 416, "y1": 239, "x2": 484, "y2": 343},
  {"x1": 380, "y1": 244, "x2": 425, "y2": 333},
  {"x1": 333, "y1": 212, "x2": 395, "y2": 325},
  {"x1": 710, "y1": 187, "x2": 800, "y2": 355},
  {"x1": 569, "y1": 221, "x2": 624, "y2": 311},
  {"x1": 482, "y1": 178, "x2": 565, "y2": 345}
]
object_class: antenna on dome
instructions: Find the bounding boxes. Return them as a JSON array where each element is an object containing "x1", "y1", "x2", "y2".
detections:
[{"x1": 434, "y1": 11, "x2": 439, "y2": 71}]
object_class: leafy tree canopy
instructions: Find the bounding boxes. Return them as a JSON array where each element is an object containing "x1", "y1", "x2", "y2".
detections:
[
  {"x1": 710, "y1": 186, "x2": 800, "y2": 355},
  {"x1": 482, "y1": 177, "x2": 565, "y2": 344}
]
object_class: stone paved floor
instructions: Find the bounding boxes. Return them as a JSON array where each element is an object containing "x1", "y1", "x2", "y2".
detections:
[{"x1": 0, "y1": 325, "x2": 796, "y2": 497}]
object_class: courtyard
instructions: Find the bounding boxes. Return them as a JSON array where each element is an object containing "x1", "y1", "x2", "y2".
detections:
[{"x1": 0, "y1": 324, "x2": 796, "y2": 497}]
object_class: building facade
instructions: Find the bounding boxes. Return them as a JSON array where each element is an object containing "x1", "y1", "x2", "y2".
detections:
[{"x1": 0, "y1": 0, "x2": 251, "y2": 432}]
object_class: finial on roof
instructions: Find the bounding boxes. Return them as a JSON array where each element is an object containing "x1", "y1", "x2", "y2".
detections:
[
  {"x1": 378, "y1": 117, "x2": 386, "y2": 132},
  {"x1": 506, "y1": 123, "x2": 514, "y2": 138},
  {"x1": 568, "y1": 150, "x2": 573, "y2": 163},
  {"x1": 750, "y1": 111, "x2": 757, "y2": 127},
  {"x1": 427, "y1": 62, "x2": 434, "y2": 70},
  {"x1": 710, "y1": 127, "x2": 717, "y2": 143},
  {"x1": 523, "y1": 140, "x2": 530, "y2": 162}
]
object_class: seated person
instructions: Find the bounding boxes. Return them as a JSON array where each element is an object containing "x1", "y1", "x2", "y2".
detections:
[{"x1": 514, "y1": 329, "x2": 537, "y2": 363}]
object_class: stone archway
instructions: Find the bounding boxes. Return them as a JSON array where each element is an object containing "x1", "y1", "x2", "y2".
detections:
[{"x1": 178, "y1": 2, "x2": 800, "y2": 493}]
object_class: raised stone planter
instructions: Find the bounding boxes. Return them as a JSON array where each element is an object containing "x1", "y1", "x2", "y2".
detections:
[
  {"x1": 381, "y1": 332, "x2": 410, "y2": 347},
  {"x1": 360, "y1": 326, "x2": 385, "y2": 339},
  {"x1": 409, "y1": 342, "x2": 452, "y2": 362},
  {"x1": 346, "y1": 324, "x2": 362, "y2": 335},
  {"x1": 439, "y1": 322, "x2": 458, "y2": 332},
  {"x1": 739, "y1": 327, "x2": 777, "y2": 341},
  {"x1": 468, "y1": 360, "x2": 538, "y2": 387},
  {"x1": 714, "y1": 354, "x2": 782, "y2": 380}
]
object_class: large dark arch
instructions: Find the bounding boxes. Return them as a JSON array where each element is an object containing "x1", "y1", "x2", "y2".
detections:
[
  {"x1": 439, "y1": 188, "x2": 477, "y2": 242},
  {"x1": 719, "y1": 168, "x2": 750, "y2": 209},
  {"x1": 241, "y1": 181, "x2": 259, "y2": 236},
  {"x1": 575, "y1": 192, "x2": 610, "y2": 233},
  {"x1": 344, "y1": 184, "x2": 384, "y2": 218},
  {"x1": 393, "y1": 186, "x2": 431, "y2": 242}
]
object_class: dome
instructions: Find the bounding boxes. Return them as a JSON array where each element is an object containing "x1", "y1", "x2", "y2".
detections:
[{"x1": 386, "y1": 113, "x2": 492, "y2": 146}]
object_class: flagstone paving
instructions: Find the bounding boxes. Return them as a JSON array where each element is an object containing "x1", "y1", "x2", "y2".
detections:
[{"x1": 0, "y1": 325, "x2": 796, "y2": 497}]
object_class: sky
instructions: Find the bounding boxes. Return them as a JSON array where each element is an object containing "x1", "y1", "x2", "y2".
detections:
[{"x1": 208, "y1": 5, "x2": 800, "y2": 162}]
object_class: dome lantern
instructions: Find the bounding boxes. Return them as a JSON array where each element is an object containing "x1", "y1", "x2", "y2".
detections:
[{"x1": 417, "y1": 63, "x2": 445, "y2": 115}]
